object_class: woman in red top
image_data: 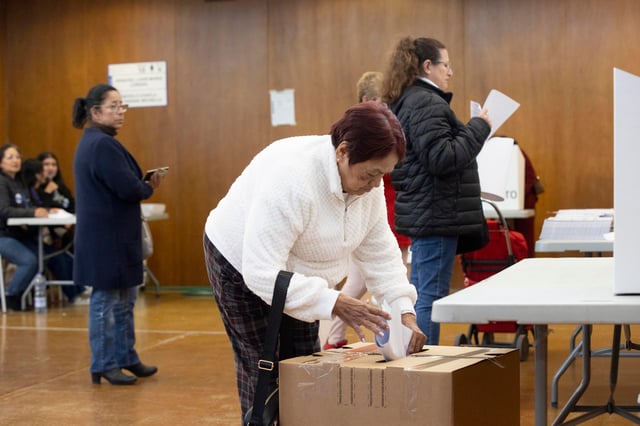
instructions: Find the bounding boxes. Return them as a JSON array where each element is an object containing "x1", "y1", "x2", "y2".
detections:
[{"x1": 323, "y1": 72, "x2": 411, "y2": 349}]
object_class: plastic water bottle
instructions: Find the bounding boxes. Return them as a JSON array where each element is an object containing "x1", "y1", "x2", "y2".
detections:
[{"x1": 33, "y1": 274, "x2": 47, "y2": 313}]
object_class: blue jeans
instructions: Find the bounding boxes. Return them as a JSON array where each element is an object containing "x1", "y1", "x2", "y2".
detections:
[
  {"x1": 0, "y1": 237, "x2": 38, "y2": 296},
  {"x1": 410, "y1": 235, "x2": 458, "y2": 345},
  {"x1": 89, "y1": 286, "x2": 140, "y2": 373}
]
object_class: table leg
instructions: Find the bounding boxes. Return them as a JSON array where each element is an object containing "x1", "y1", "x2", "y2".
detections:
[
  {"x1": 552, "y1": 325, "x2": 595, "y2": 425},
  {"x1": 37, "y1": 226, "x2": 44, "y2": 274},
  {"x1": 552, "y1": 327, "x2": 583, "y2": 407},
  {"x1": 21, "y1": 226, "x2": 46, "y2": 310},
  {"x1": 534, "y1": 324, "x2": 548, "y2": 426},
  {"x1": 143, "y1": 262, "x2": 161, "y2": 297}
]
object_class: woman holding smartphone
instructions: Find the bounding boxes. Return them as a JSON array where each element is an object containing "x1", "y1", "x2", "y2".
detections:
[{"x1": 72, "y1": 83, "x2": 163, "y2": 385}]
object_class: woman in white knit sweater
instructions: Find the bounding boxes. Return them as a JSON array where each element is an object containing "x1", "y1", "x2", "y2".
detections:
[{"x1": 203, "y1": 101, "x2": 426, "y2": 419}]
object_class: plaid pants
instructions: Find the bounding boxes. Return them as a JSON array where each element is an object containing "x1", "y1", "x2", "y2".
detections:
[{"x1": 203, "y1": 233, "x2": 319, "y2": 418}]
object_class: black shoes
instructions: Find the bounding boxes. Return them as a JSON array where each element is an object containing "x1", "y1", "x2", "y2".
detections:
[
  {"x1": 122, "y1": 362, "x2": 158, "y2": 377},
  {"x1": 91, "y1": 363, "x2": 157, "y2": 385},
  {"x1": 91, "y1": 368, "x2": 137, "y2": 385}
]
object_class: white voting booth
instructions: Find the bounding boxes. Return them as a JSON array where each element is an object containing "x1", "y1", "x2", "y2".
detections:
[
  {"x1": 614, "y1": 68, "x2": 640, "y2": 294},
  {"x1": 476, "y1": 137, "x2": 525, "y2": 210}
]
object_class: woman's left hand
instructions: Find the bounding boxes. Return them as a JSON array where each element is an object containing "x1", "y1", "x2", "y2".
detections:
[{"x1": 401, "y1": 312, "x2": 427, "y2": 354}]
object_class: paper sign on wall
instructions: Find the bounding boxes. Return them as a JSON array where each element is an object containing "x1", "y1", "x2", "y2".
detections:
[
  {"x1": 270, "y1": 89, "x2": 296, "y2": 126},
  {"x1": 107, "y1": 61, "x2": 167, "y2": 108}
]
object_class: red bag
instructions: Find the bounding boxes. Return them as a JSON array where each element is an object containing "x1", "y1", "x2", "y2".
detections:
[{"x1": 460, "y1": 219, "x2": 528, "y2": 285}]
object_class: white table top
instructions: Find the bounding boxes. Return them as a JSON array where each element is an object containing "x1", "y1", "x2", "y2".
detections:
[
  {"x1": 145, "y1": 212, "x2": 169, "y2": 222},
  {"x1": 483, "y1": 207, "x2": 535, "y2": 219},
  {"x1": 432, "y1": 257, "x2": 640, "y2": 325},
  {"x1": 8, "y1": 212, "x2": 169, "y2": 226},
  {"x1": 535, "y1": 239, "x2": 613, "y2": 253},
  {"x1": 8, "y1": 215, "x2": 76, "y2": 226}
]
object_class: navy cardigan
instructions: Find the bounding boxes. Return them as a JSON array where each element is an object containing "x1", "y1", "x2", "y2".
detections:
[{"x1": 73, "y1": 127, "x2": 153, "y2": 289}]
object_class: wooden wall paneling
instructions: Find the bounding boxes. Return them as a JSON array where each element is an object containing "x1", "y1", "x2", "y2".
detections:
[
  {"x1": 559, "y1": 0, "x2": 615, "y2": 210},
  {"x1": 0, "y1": 1, "x2": 6, "y2": 145},
  {"x1": 5, "y1": 1, "x2": 86, "y2": 163},
  {"x1": 79, "y1": 0, "x2": 181, "y2": 286},
  {"x1": 77, "y1": 0, "x2": 178, "y2": 178},
  {"x1": 463, "y1": 0, "x2": 569, "y2": 241},
  {"x1": 561, "y1": 0, "x2": 640, "y2": 210},
  {"x1": 174, "y1": 0, "x2": 270, "y2": 285},
  {"x1": 462, "y1": 0, "x2": 633, "y2": 243},
  {"x1": 267, "y1": 0, "x2": 466, "y2": 141}
]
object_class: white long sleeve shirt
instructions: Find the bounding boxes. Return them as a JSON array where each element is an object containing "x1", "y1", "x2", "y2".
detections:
[{"x1": 205, "y1": 135, "x2": 416, "y2": 322}]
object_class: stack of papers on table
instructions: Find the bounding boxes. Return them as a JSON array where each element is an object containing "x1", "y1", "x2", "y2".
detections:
[
  {"x1": 48, "y1": 209, "x2": 74, "y2": 219},
  {"x1": 539, "y1": 209, "x2": 614, "y2": 240}
]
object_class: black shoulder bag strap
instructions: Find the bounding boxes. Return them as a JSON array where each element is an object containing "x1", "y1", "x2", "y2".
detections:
[{"x1": 247, "y1": 270, "x2": 293, "y2": 426}]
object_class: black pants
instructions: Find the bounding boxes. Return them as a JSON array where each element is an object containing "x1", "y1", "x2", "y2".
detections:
[{"x1": 202, "y1": 233, "x2": 320, "y2": 418}]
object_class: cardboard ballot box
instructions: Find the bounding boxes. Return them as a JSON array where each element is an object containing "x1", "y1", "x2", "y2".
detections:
[{"x1": 279, "y1": 344, "x2": 519, "y2": 426}]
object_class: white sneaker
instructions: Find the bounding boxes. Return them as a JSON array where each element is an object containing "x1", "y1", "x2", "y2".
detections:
[
  {"x1": 73, "y1": 296, "x2": 91, "y2": 305},
  {"x1": 72, "y1": 288, "x2": 92, "y2": 305}
]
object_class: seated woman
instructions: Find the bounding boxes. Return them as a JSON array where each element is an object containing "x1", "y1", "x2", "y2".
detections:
[
  {"x1": 37, "y1": 151, "x2": 75, "y2": 249},
  {"x1": 37, "y1": 151, "x2": 75, "y2": 213},
  {"x1": 0, "y1": 144, "x2": 43, "y2": 311},
  {"x1": 21, "y1": 158, "x2": 87, "y2": 304}
]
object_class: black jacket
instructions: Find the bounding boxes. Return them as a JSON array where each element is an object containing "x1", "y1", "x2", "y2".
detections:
[
  {"x1": 0, "y1": 171, "x2": 37, "y2": 239},
  {"x1": 390, "y1": 79, "x2": 490, "y2": 238}
]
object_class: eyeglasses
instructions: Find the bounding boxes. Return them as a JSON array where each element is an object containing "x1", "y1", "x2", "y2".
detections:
[
  {"x1": 97, "y1": 103, "x2": 129, "y2": 113},
  {"x1": 434, "y1": 61, "x2": 452, "y2": 71}
]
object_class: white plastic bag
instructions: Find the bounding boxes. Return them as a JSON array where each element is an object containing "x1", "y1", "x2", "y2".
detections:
[{"x1": 141, "y1": 218, "x2": 154, "y2": 259}]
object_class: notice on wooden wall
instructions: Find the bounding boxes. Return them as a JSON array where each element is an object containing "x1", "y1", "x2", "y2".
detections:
[
  {"x1": 108, "y1": 61, "x2": 167, "y2": 108},
  {"x1": 270, "y1": 89, "x2": 296, "y2": 126}
]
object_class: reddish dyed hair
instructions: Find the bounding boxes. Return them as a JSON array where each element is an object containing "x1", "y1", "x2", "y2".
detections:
[{"x1": 330, "y1": 101, "x2": 406, "y2": 164}]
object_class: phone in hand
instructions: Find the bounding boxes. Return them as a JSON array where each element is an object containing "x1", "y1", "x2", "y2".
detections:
[{"x1": 144, "y1": 166, "x2": 169, "y2": 181}]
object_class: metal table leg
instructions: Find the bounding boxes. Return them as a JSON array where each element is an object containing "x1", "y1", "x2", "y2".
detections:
[{"x1": 534, "y1": 324, "x2": 548, "y2": 426}]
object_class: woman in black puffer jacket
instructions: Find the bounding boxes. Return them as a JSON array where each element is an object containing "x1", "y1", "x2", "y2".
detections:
[{"x1": 381, "y1": 36, "x2": 492, "y2": 345}]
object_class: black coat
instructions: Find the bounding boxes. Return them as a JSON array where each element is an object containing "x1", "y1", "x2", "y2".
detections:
[
  {"x1": 0, "y1": 172, "x2": 36, "y2": 239},
  {"x1": 73, "y1": 127, "x2": 153, "y2": 289},
  {"x1": 390, "y1": 80, "x2": 490, "y2": 238}
]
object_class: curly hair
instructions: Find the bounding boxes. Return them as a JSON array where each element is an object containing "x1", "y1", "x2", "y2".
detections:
[{"x1": 381, "y1": 37, "x2": 446, "y2": 105}]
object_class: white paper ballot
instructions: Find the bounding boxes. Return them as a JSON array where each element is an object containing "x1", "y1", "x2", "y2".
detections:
[
  {"x1": 371, "y1": 297, "x2": 413, "y2": 361},
  {"x1": 48, "y1": 209, "x2": 74, "y2": 219},
  {"x1": 471, "y1": 89, "x2": 520, "y2": 139}
]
